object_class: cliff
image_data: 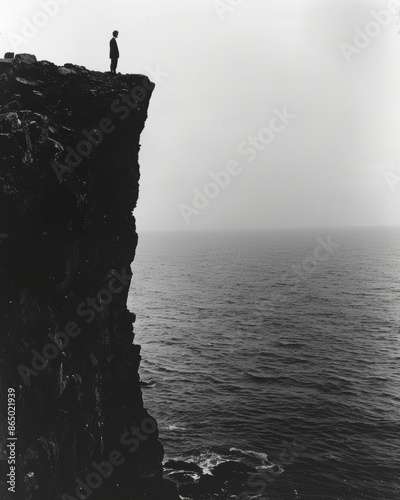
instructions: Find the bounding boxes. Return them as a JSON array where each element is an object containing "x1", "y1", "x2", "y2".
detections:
[{"x1": 0, "y1": 54, "x2": 179, "y2": 500}]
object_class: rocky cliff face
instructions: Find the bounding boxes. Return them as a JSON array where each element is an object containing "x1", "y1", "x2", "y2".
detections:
[{"x1": 0, "y1": 54, "x2": 178, "y2": 500}]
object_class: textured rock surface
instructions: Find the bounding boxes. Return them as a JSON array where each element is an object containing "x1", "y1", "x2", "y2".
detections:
[{"x1": 0, "y1": 54, "x2": 178, "y2": 500}]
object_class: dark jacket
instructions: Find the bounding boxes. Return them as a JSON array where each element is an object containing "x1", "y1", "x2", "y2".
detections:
[{"x1": 110, "y1": 38, "x2": 119, "y2": 59}]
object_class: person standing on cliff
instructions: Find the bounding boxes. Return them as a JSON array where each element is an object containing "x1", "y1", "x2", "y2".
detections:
[{"x1": 110, "y1": 30, "x2": 119, "y2": 74}]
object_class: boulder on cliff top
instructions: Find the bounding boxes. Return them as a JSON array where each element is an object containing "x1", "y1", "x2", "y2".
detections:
[{"x1": 15, "y1": 53, "x2": 37, "y2": 65}]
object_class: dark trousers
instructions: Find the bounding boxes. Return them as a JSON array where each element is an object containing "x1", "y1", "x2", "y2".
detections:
[{"x1": 110, "y1": 58, "x2": 118, "y2": 73}]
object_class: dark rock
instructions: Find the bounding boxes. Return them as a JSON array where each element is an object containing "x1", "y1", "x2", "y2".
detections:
[
  {"x1": 165, "y1": 459, "x2": 203, "y2": 474},
  {"x1": 167, "y1": 472, "x2": 197, "y2": 484},
  {"x1": 0, "y1": 112, "x2": 22, "y2": 132},
  {"x1": 15, "y1": 53, "x2": 37, "y2": 65},
  {"x1": 0, "y1": 55, "x2": 175, "y2": 500},
  {"x1": 57, "y1": 66, "x2": 78, "y2": 76},
  {"x1": 15, "y1": 76, "x2": 39, "y2": 87},
  {"x1": 0, "y1": 101, "x2": 20, "y2": 113},
  {"x1": 211, "y1": 461, "x2": 256, "y2": 477},
  {"x1": 4, "y1": 52, "x2": 14, "y2": 59},
  {"x1": 0, "y1": 59, "x2": 13, "y2": 75},
  {"x1": 179, "y1": 474, "x2": 224, "y2": 497}
]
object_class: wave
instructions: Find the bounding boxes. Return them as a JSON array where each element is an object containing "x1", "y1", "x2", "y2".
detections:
[
  {"x1": 140, "y1": 379, "x2": 156, "y2": 388},
  {"x1": 230, "y1": 447, "x2": 284, "y2": 475},
  {"x1": 173, "y1": 450, "x2": 230, "y2": 475},
  {"x1": 230, "y1": 447, "x2": 269, "y2": 461},
  {"x1": 164, "y1": 424, "x2": 187, "y2": 431}
]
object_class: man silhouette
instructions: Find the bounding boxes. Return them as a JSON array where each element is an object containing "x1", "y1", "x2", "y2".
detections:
[{"x1": 110, "y1": 30, "x2": 119, "y2": 74}]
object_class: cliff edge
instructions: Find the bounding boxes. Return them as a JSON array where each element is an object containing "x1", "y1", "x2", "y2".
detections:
[{"x1": 0, "y1": 54, "x2": 178, "y2": 500}]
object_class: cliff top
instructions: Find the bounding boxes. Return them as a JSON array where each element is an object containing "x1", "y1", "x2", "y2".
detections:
[{"x1": 0, "y1": 53, "x2": 154, "y2": 126}]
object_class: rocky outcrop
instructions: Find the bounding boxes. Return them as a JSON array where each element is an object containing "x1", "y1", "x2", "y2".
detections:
[
  {"x1": 0, "y1": 54, "x2": 178, "y2": 500},
  {"x1": 165, "y1": 459, "x2": 257, "y2": 498}
]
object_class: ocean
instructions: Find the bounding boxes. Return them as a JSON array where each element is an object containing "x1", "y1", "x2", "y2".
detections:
[{"x1": 127, "y1": 228, "x2": 400, "y2": 500}]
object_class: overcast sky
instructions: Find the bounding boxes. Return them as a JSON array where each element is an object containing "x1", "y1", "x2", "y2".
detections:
[{"x1": 2, "y1": 0, "x2": 400, "y2": 231}]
